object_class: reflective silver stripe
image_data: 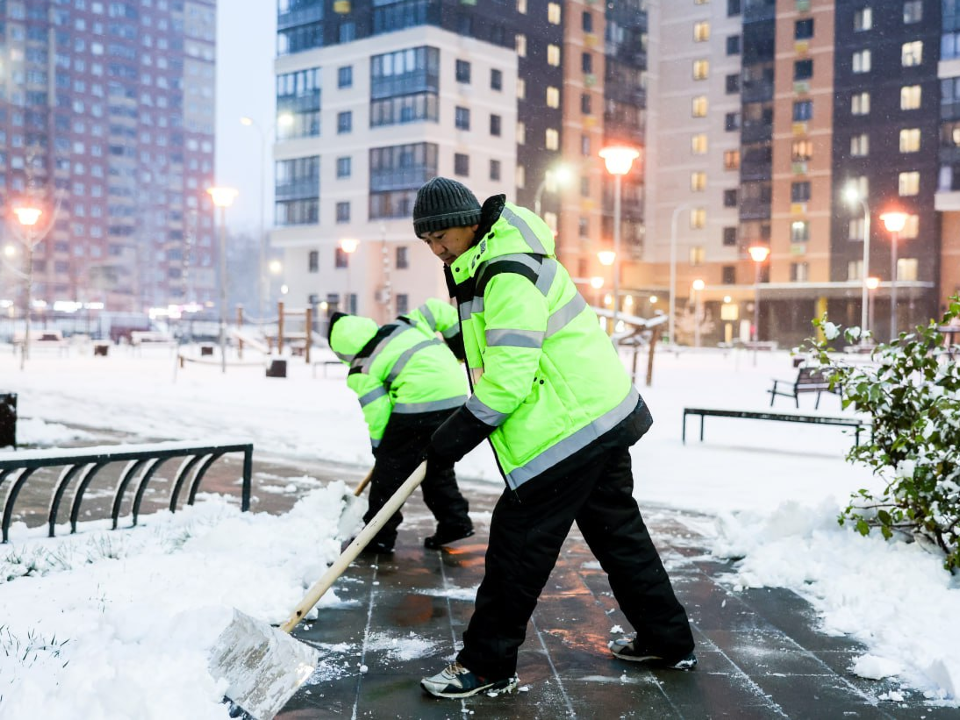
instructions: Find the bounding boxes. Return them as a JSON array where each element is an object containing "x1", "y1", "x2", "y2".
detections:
[
  {"x1": 359, "y1": 386, "x2": 388, "y2": 407},
  {"x1": 505, "y1": 386, "x2": 641, "y2": 490},
  {"x1": 353, "y1": 324, "x2": 408, "y2": 374},
  {"x1": 333, "y1": 350, "x2": 354, "y2": 363},
  {"x1": 459, "y1": 296, "x2": 483, "y2": 322},
  {"x1": 442, "y1": 324, "x2": 460, "y2": 338},
  {"x1": 386, "y1": 339, "x2": 441, "y2": 386},
  {"x1": 546, "y1": 294, "x2": 587, "y2": 338},
  {"x1": 485, "y1": 328, "x2": 544, "y2": 348},
  {"x1": 416, "y1": 303, "x2": 436, "y2": 330},
  {"x1": 501, "y1": 205, "x2": 548, "y2": 254},
  {"x1": 535, "y1": 258, "x2": 557, "y2": 296},
  {"x1": 466, "y1": 394, "x2": 510, "y2": 427},
  {"x1": 393, "y1": 396, "x2": 467, "y2": 414},
  {"x1": 371, "y1": 437, "x2": 381, "y2": 448}
]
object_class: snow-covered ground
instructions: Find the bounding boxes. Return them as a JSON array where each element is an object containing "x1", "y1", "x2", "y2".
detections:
[{"x1": 1, "y1": 342, "x2": 958, "y2": 716}]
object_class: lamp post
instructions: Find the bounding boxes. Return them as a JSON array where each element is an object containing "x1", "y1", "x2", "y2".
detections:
[
  {"x1": 668, "y1": 201, "x2": 691, "y2": 347},
  {"x1": 747, "y1": 245, "x2": 770, "y2": 366},
  {"x1": 12, "y1": 206, "x2": 42, "y2": 371},
  {"x1": 340, "y1": 238, "x2": 358, "y2": 313},
  {"x1": 844, "y1": 185, "x2": 871, "y2": 339},
  {"x1": 589, "y1": 276, "x2": 604, "y2": 309},
  {"x1": 207, "y1": 186, "x2": 239, "y2": 373},
  {"x1": 599, "y1": 145, "x2": 641, "y2": 336},
  {"x1": 865, "y1": 276, "x2": 880, "y2": 341},
  {"x1": 597, "y1": 250, "x2": 616, "y2": 334},
  {"x1": 691, "y1": 278, "x2": 705, "y2": 349},
  {"x1": 533, "y1": 163, "x2": 573, "y2": 217},
  {"x1": 880, "y1": 211, "x2": 907, "y2": 341}
]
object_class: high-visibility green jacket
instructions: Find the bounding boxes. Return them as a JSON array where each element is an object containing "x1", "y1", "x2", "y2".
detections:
[
  {"x1": 329, "y1": 311, "x2": 468, "y2": 448},
  {"x1": 444, "y1": 195, "x2": 642, "y2": 490}
]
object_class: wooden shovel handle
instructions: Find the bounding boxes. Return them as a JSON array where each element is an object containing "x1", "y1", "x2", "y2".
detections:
[
  {"x1": 279, "y1": 461, "x2": 427, "y2": 633},
  {"x1": 353, "y1": 468, "x2": 373, "y2": 496}
]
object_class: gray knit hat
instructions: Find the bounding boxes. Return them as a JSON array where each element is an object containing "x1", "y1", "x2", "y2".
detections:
[{"x1": 413, "y1": 177, "x2": 481, "y2": 236}]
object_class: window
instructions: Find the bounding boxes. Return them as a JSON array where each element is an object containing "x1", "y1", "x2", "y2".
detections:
[
  {"x1": 851, "y1": 91, "x2": 870, "y2": 115},
  {"x1": 723, "y1": 149, "x2": 740, "y2": 170},
  {"x1": 516, "y1": 33, "x2": 527, "y2": 57},
  {"x1": 851, "y1": 175, "x2": 869, "y2": 199},
  {"x1": 582, "y1": 11, "x2": 593, "y2": 32},
  {"x1": 691, "y1": 172, "x2": 707, "y2": 192},
  {"x1": 336, "y1": 201, "x2": 350, "y2": 223},
  {"x1": 517, "y1": 78, "x2": 525, "y2": 99},
  {"x1": 847, "y1": 260, "x2": 864, "y2": 281},
  {"x1": 795, "y1": 18, "x2": 814, "y2": 40},
  {"x1": 396, "y1": 246, "x2": 409, "y2": 269},
  {"x1": 794, "y1": 59, "x2": 813, "y2": 80},
  {"x1": 454, "y1": 153, "x2": 470, "y2": 177},
  {"x1": 337, "y1": 111, "x2": 352, "y2": 133},
  {"x1": 455, "y1": 106, "x2": 470, "y2": 130},
  {"x1": 517, "y1": 121, "x2": 525, "y2": 144},
  {"x1": 546, "y1": 86, "x2": 560, "y2": 108},
  {"x1": 581, "y1": 93, "x2": 592, "y2": 114},
  {"x1": 791, "y1": 220, "x2": 809, "y2": 242},
  {"x1": 726, "y1": 35, "x2": 741, "y2": 55},
  {"x1": 791, "y1": 181, "x2": 811, "y2": 202},
  {"x1": 335, "y1": 248, "x2": 349, "y2": 269},
  {"x1": 308, "y1": 250, "x2": 319, "y2": 273},
  {"x1": 547, "y1": 44, "x2": 561, "y2": 66},
  {"x1": 901, "y1": 85, "x2": 921, "y2": 110},
  {"x1": 850, "y1": 133, "x2": 869, "y2": 156},
  {"x1": 396, "y1": 294, "x2": 409, "y2": 315},
  {"x1": 456, "y1": 60, "x2": 471, "y2": 83},
  {"x1": 791, "y1": 262, "x2": 810, "y2": 282},
  {"x1": 690, "y1": 208, "x2": 706, "y2": 229},
  {"x1": 903, "y1": 1, "x2": 922, "y2": 24},
  {"x1": 791, "y1": 140, "x2": 812, "y2": 162},
  {"x1": 336, "y1": 156, "x2": 351, "y2": 178},
  {"x1": 898, "y1": 171, "x2": 920, "y2": 196},
  {"x1": 490, "y1": 114, "x2": 502, "y2": 136},
  {"x1": 849, "y1": 217, "x2": 865, "y2": 240},
  {"x1": 338, "y1": 66, "x2": 352, "y2": 88},
  {"x1": 545, "y1": 128, "x2": 559, "y2": 150},
  {"x1": 900, "y1": 128, "x2": 921, "y2": 152},
  {"x1": 901, "y1": 41, "x2": 923, "y2": 67},
  {"x1": 725, "y1": 73, "x2": 740, "y2": 94},
  {"x1": 898, "y1": 258, "x2": 919, "y2": 282},
  {"x1": 491, "y1": 68, "x2": 502, "y2": 91},
  {"x1": 582, "y1": 52, "x2": 593, "y2": 73},
  {"x1": 723, "y1": 189, "x2": 738, "y2": 207},
  {"x1": 723, "y1": 227, "x2": 738, "y2": 246},
  {"x1": 692, "y1": 134, "x2": 708, "y2": 154},
  {"x1": 693, "y1": 60, "x2": 709, "y2": 80},
  {"x1": 853, "y1": 49, "x2": 871, "y2": 73},
  {"x1": 793, "y1": 100, "x2": 813, "y2": 121},
  {"x1": 722, "y1": 266, "x2": 737, "y2": 285},
  {"x1": 902, "y1": 215, "x2": 919, "y2": 239},
  {"x1": 725, "y1": 112, "x2": 740, "y2": 131},
  {"x1": 692, "y1": 96, "x2": 708, "y2": 117},
  {"x1": 854, "y1": 8, "x2": 872, "y2": 31},
  {"x1": 694, "y1": 21, "x2": 710, "y2": 42},
  {"x1": 728, "y1": 0, "x2": 741, "y2": 15},
  {"x1": 689, "y1": 246, "x2": 706, "y2": 263},
  {"x1": 547, "y1": 2, "x2": 561, "y2": 23},
  {"x1": 490, "y1": 159, "x2": 501, "y2": 181},
  {"x1": 517, "y1": 0, "x2": 527, "y2": 13}
]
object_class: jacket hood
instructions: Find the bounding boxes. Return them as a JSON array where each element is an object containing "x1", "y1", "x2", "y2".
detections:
[{"x1": 329, "y1": 314, "x2": 379, "y2": 361}]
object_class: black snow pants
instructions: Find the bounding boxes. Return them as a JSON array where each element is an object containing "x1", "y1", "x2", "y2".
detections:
[
  {"x1": 365, "y1": 409, "x2": 471, "y2": 548},
  {"x1": 456, "y1": 446, "x2": 694, "y2": 679}
]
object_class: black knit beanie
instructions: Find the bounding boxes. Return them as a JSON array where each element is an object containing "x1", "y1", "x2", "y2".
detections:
[{"x1": 412, "y1": 177, "x2": 481, "y2": 236}]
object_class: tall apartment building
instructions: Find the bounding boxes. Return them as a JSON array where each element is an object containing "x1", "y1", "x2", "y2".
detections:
[
  {"x1": 271, "y1": 0, "x2": 647, "y2": 324},
  {"x1": 646, "y1": 0, "x2": 948, "y2": 346},
  {"x1": 0, "y1": 0, "x2": 217, "y2": 314},
  {"x1": 939, "y1": 0, "x2": 960, "y2": 304}
]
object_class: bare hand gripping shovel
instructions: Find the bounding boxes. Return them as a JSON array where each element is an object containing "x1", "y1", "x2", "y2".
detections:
[{"x1": 208, "y1": 461, "x2": 427, "y2": 720}]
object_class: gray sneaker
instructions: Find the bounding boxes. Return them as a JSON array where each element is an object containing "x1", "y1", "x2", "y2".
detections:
[
  {"x1": 421, "y1": 662, "x2": 519, "y2": 698},
  {"x1": 609, "y1": 637, "x2": 698, "y2": 670}
]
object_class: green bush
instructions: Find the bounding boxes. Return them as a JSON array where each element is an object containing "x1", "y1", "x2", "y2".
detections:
[{"x1": 803, "y1": 297, "x2": 960, "y2": 571}]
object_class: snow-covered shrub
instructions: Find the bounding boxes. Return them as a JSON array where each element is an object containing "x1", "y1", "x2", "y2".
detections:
[{"x1": 803, "y1": 297, "x2": 960, "y2": 571}]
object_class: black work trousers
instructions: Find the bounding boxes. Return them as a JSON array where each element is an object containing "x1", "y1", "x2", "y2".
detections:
[
  {"x1": 366, "y1": 410, "x2": 471, "y2": 548},
  {"x1": 457, "y1": 446, "x2": 694, "y2": 679}
]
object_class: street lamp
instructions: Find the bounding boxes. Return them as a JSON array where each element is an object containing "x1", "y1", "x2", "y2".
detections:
[
  {"x1": 207, "y1": 186, "x2": 239, "y2": 373},
  {"x1": 747, "y1": 244, "x2": 770, "y2": 366},
  {"x1": 880, "y1": 210, "x2": 907, "y2": 341},
  {"x1": 12, "y1": 206, "x2": 42, "y2": 371},
  {"x1": 668, "y1": 201, "x2": 691, "y2": 347},
  {"x1": 533, "y1": 163, "x2": 574, "y2": 217},
  {"x1": 844, "y1": 185, "x2": 871, "y2": 340},
  {"x1": 599, "y1": 145, "x2": 641, "y2": 336},
  {"x1": 340, "y1": 238, "x2": 358, "y2": 314},
  {"x1": 865, "y1": 276, "x2": 880, "y2": 340},
  {"x1": 691, "y1": 278, "x2": 705, "y2": 349}
]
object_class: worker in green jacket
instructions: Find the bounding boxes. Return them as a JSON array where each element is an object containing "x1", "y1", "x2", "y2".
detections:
[
  {"x1": 328, "y1": 305, "x2": 473, "y2": 554},
  {"x1": 412, "y1": 177, "x2": 696, "y2": 699}
]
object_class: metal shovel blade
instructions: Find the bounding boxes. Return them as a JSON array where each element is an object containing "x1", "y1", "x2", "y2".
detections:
[{"x1": 208, "y1": 608, "x2": 320, "y2": 720}]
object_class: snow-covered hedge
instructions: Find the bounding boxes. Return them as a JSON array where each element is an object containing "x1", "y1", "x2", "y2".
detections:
[{"x1": 804, "y1": 297, "x2": 960, "y2": 571}]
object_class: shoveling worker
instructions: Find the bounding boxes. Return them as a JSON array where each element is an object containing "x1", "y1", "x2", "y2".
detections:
[
  {"x1": 327, "y1": 303, "x2": 474, "y2": 554},
  {"x1": 412, "y1": 177, "x2": 697, "y2": 699}
]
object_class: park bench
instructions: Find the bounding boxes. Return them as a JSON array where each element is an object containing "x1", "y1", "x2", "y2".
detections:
[
  {"x1": 682, "y1": 407, "x2": 869, "y2": 446},
  {"x1": 768, "y1": 366, "x2": 836, "y2": 409},
  {"x1": 0, "y1": 392, "x2": 15, "y2": 449},
  {"x1": 0, "y1": 440, "x2": 252, "y2": 542}
]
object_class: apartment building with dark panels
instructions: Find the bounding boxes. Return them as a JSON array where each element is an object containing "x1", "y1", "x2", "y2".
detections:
[
  {"x1": 937, "y1": 0, "x2": 960, "y2": 307},
  {"x1": 0, "y1": 0, "x2": 218, "y2": 313}
]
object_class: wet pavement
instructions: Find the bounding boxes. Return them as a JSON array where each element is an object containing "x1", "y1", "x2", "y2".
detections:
[{"x1": 3, "y1": 433, "x2": 950, "y2": 719}]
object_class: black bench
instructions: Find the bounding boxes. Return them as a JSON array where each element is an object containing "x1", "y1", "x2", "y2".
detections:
[
  {"x1": 0, "y1": 392, "x2": 15, "y2": 449},
  {"x1": 682, "y1": 407, "x2": 869, "y2": 446},
  {"x1": 0, "y1": 440, "x2": 252, "y2": 542},
  {"x1": 769, "y1": 366, "x2": 835, "y2": 409}
]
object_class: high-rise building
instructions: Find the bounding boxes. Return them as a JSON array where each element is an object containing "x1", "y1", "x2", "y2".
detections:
[
  {"x1": 0, "y1": 0, "x2": 218, "y2": 314},
  {"x1": 938, "y1": 0, "x2": 960, "y2": 307}
]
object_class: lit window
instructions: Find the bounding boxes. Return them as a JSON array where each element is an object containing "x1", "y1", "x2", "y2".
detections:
[
  {"x1": 724, "y1": 149, "x2": 740, "y2": 170},
  {"x1": 791, "y1": 221, "x2": 809, "y2": 242},
  {"x1": 899, "y1": 128, "x2": 921, "y2": 152},
  {"x1": 901, "y1": 41, "x2": 923, "y2": 67},
  {"x1": 791, "y1": 262, "x2": 810, "y2": 282},
  {"x1": 690, "y1": 208, "x2": 706, "y2": 229},
  {"x1": 898, "y1": 171, "x2": 920, "y2": 196},
  {"x1": 547, "y1": 2, "x2": 561, "y2": 23},
  {"x1": 694, "y1": 21, "x2": 710, "y2": 42},
  {"x1": 853, "y1": 49, "x2": 872, "y2": 73},
  {"x1": 516, "y1": 164, "x2": 525, "y2": 188},
  {"x1": 853, "y1": 8, "x2": 872, "y2": 31},
  {"x1": 851, "y1": 175, "x2": 869, "y2": 199},
  {"x1": 851, "y1": 91, "x2": 870, "y2": 115},
  {"x1": 517, "y1": 121, "x2": 525, "y2": 145},
  {"x1": 901, "y1": 85, "x2": 921, "y2": 110},
  {"x1": 691, "y1": 134, "x2": 708, "y2": 154},
  {"x1": 547, "y1": 44, "x2": 560, "y2": 66},
  {"x1": 903, "y1": 1, "x2": 922, "y2": 24},
  {"x1": 850, "y1": 133, "x2": 869, "y2": 157},
  {"x1": 545, "y1": 128, "x2": 559, "y2": 150},
  {"x1": 517, "y1": 0, "x2": 526, "y2": 13},
  {"x1": 516, "y1": 33, "x2": 527, "y2": 57},
  {"x1": 902, "y1": 215, "x2": 920, "y2": 239},
  {"x1": 847, "y1": 260, "x2": 864, "y2": 281},
  {"x1": 690, "y1": 246, "x2": 706, "y2": 264},
  {"x1": 692, "y1": 95, "x2": 708, "y2": 117},
  {"x1": 897, "y1": 258, "x2": 918, "y2": 281},
  {"x1": 792, "y1": 140, "x2": 813, "y2": 161},
  {"x1": 546, "y1": 86, "x2": 560, "y2": 108},
  {"x1": 517, "y1": 78, "x2": 526, "y2": 100},
  {"x1": 849, "y1": 218, "x2": 865, "y2": 240},
  {"x1": 693, "y1": 59, "x2": 709, "y2": 80},
  {"x1": 691, "y1": 172, "x2": 707, "y2": 191}
]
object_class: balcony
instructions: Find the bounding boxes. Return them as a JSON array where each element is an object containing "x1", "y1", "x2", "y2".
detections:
[
  {"x1": 741, "y1": 122, "x2": 772, "y2": 143},
  {"x1": 277, "y1": 3, "x2": 323, "y2": 31}
]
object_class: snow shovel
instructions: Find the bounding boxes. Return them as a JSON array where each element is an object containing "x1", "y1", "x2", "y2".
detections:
[{"x1": 208, "y1": 461, "x2": 427, "y2": 720}]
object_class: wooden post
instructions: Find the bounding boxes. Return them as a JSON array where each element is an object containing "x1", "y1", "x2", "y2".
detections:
[
  {"x1": 646, "y1": 325, "x2": 662, "y2": 387},
  {"x1": 235, "y1": 305, "x2": 244, "y2": 359},
  {"x1": 277, "y1": 300, "x2": 285, "y2": 355},
  {"x1": 304, "y1": 306, "x2": 312, "y2": 364}
]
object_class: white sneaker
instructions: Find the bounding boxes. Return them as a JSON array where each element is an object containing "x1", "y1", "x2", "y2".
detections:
[{"x1": 420, "y1": 662, "x2": 519, "y2": 698}]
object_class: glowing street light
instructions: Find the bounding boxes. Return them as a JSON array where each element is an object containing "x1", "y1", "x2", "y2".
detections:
[
  {"x1": 13, "y1": 206, "x2": 42, "y2": 370},
  {"x1": 207, "y1": 186, "x2": 238, "y2": 373},
  {"x1": 599, "y1": 145, "x2": 641, "y2": 334},
  {"x1": 747, "y1": 245, "x2": 770, "y2": 366},
  {"x1": 880, "y1": 210, "x2": 907, "y2": 341}
]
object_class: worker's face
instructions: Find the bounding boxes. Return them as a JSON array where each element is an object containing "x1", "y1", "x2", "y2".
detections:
[{"x1": 420, "y1": 225, "x2": 478, "y2": 265}]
